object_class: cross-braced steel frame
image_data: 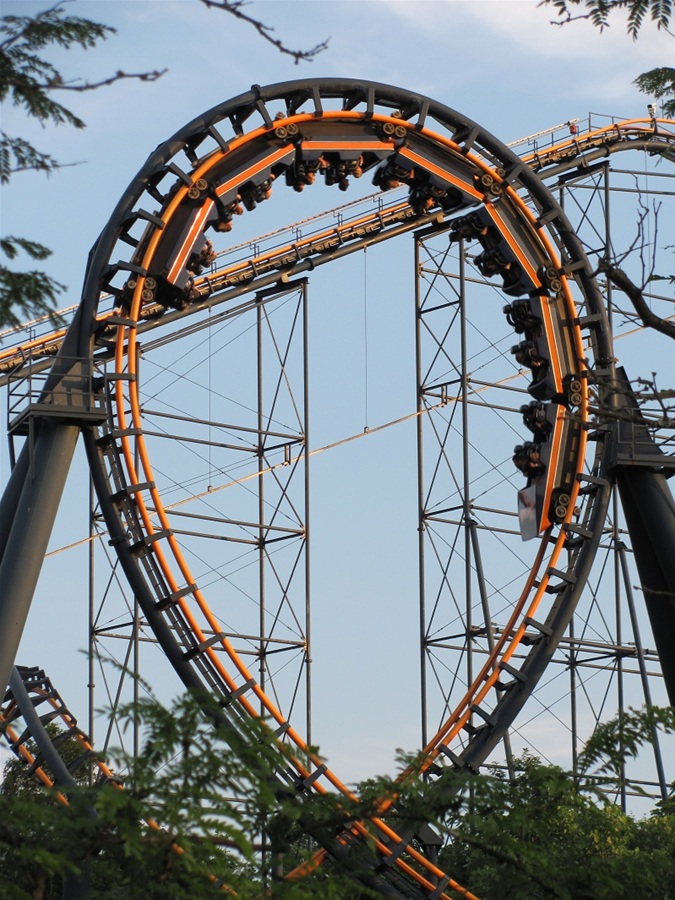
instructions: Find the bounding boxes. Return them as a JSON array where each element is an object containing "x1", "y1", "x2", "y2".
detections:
[
  {"x1": 415, "y1": 144, "x2": 674, "y2": 805},
  {"x1": 86, "y1": 280, "x2": 312, "y2": 760}
]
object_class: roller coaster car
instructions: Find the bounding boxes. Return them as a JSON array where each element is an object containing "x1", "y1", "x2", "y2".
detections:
[
  {"x1": 448, "y1": 211, "x2": 497, "y2": 245},
  {"x1": 373, "y1": 141, "x2": 478, "y2": 213},
  {"x1": 373, "y1": 155, "x2": 465, "y2": 213},
  {"x1": 450, "y1": 206, "x2": 541, "y2": 298},
  {"x1": 372, "y1": 158, "x2": 412, "y2": 191},
  {"x1": 321, "y1": 153, "x2": 364, "y2": 190},
  {"x1": 239, "y1": 176, "x2": 275, "y2": 211},
  {"x1": 293, "y1": 128, "x2": 392, "y2": 190},
  {"x1": 516, "y1": 406, "x2": 582, "y2": 540},
  {"x1": 513, "y1": 441, "x2": 546, "y2": 478},
  {"x1": 520, "y1": 399, "x2": 555, "y2": 442},
  {"x1": 504, "y1": 299, "x2": 540, "y2": 334},
  {"x1": 475, "y1": 247, "x2": 529, "y2": 297},
  {"x1": 285, "y1": 157, "x2": 321, "y2": 191},
  {"x1": 510, "y1": 336, "x2": 554, "y2": 400}
]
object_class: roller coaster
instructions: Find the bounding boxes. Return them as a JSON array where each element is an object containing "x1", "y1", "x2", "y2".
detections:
[{"x1": 1, "y1": 80, "x2": 674, "y2": 897}]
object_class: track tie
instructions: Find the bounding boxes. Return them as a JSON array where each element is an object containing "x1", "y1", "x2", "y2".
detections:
[
  {"x1": 66, "y1": 751, "x2": 94, "y2": 775},
  {"x1": 104, "y1": 316, "x2": 138, "y2": 330},
  {"x1": 462, "y1": 719, "x2": 490, "y2": 737},
  {"x1": 107, "y1": 426, "x2": 142, "y2": 440},
  {"x1": 271, "y1": 721, "x2": 291, "y2": 739},
  {"x1": 575, "y1": 312, "x2": 604, "y2": 330},
  {"x1": 130, "y1": 528, "x2": 172, "y2": 556},
  {"x1": 469, "y1": 704, "x2": 496, "y2": 728},
  {"x1": 254, "y1": 97, "x2": 273, "y2": 129},
  {"x1": 560, "y1": 259, "x2": 586, "y2": 275},
  {"x1": 498, "y1": 660, "x2": 527, "y2": 682},
  {"x1": 206, "y1": 124, "x2": 229, "y2": 153},
  {"x1": 430, "y1": 875, "x2": 452, "y2": 899},
  {"x1": 119, "y1": 231, "x2": 139, "y2": 249},
  {"x1": 577, "y1": 472, "x2": 609, "y2": 488},
  {"x1": 103, "y1": 372, "x2": 137, "y2": 385},
  {"x1": 167, "y1": 161, "x2": 192, "y2": 186},
  {"x1": 436, "y1": 743, "x2": 465, "y2": 769},
  {"x1": 564, "y1": 522, "x2": 593, "y2": 539},
  {"x1": 183, "y1": 631, "x2": 226, "y2": 660},
  {"x1": 297, "y1": 763, "x2": 327, "y2": 792},
  {"x1": 365, "y1": 85, "x2": 375, "y2": 117},
  {"x1": 576, "y1": 472, "x2": 611, "y2": 497},
  {"x1": 112, "y1": 260, "x2": 149, "y2": 278},
  {"x1": 563, "y1": 521, "x2": 594, "y2": 549},
  {"x1": 156, "y1": 583, "x2": 196, "y2": 611},
  {"x1": 524, "y1": 616, "x2": 553, "y2": 639},
  {"x1": 455, "y1": 123, "x2": 479, "y2": 152},
  {"x1": 111, "y1": 481, "x2": 155, "y2": 504},
  {"x1": 228, "y1": 678, "x2": 256, "y2": 701},
  {"x1": 502, "y1": 161, "x2": 526, "y2": 184},
  {"x1": 311, "y1": 85, "x2": 323, "y2": 116},
  {"x1": 412, "y1": 99, "x2": 428, "y2": 131},
  {"x1": 495, "y1": 660, "x2": 527, "y2": 691},
  {"x1": 136, "y1": 209, "x2": 165, "y2": 228},
  {"x1": 378, "y1": 836, "x2": 409, "y2": 867},
  {"x1": 545, "y1": 566, "x2": 576, "y2": 594},
  {"x1": 535, "y1": 206, "x2": 561, "y2": 227}
]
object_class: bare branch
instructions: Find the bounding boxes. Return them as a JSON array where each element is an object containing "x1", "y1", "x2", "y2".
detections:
[
  {"x1": 538, "y1": 0, "x2": 672, "y2": 38},
  {"x1": 599, "y1": 260, "x2": 675, "y2": 340},
  {"x1": 34, "y1": 69, "x2": 167, "y2": 91},
  {"x1": 197, "y1": 0, "x2": 329, "y2": 63}
]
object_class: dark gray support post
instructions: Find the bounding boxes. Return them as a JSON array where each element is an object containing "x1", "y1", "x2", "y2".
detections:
[
  {"x1": 302, "y1": 281, "x2": 312, "y2": 751},
  {"x1": 414, "y1": 235, "x2": 429, "y2": 749},
  {"x1": 0, "y1": 440, "x2": 30, "y2": 563},
  {"x1": 0, "y1": 421, "x2": 80, "y2": 698},
  {"x1": 615, "y1": 467, "x2": 675, "y2": 705},
  {"x1": 610, "y1": 368, "x2": 675, "y2": 706}
]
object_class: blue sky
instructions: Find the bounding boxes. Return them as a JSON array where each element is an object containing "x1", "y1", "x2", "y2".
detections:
[{"x1": 2, "y1": 1, "x2": 674, "y2": 786}]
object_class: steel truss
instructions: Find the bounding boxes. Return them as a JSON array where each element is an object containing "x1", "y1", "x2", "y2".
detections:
[
  {"x1": 88, "y1": 280, "x2": 312, "y2": 759},
  {"x1": 414, "y1": 177, "x2": 673, "y2": 802}
]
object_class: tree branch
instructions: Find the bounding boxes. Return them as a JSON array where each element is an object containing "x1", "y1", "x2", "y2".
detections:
[
  {"x1": 197, "y1": 0, "x2": 329, "y2": 63},
  {"x1": 36, "y1": 69, "x2": 167, "y2": 91},
  {"x1": 539, "y1": 0, "x2": 672, "y2": 38},
  {"x1": 599, "y1": 260, "x2": 675, "y2": 340}
]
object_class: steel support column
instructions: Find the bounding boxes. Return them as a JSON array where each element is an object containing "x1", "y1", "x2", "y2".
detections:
[{"x1": 0, "y1": 421, "x2": 80, "y2": 696}]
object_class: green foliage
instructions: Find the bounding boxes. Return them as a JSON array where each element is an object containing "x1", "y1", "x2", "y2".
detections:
[
  {"x1": 440, "y1": 753, "x2": 675, "y2": 900},
  {"x1": 0, "y1": 3, "x2": 117, "y2": 329},
  {"x1": 541, "y1": 0, "x2": 672, "y2": 38},
  {"x1": 0, "y1": 689, "x2": 381, "y2": 898},
  {"x1": 3, "y1": 694, "x2": 674, "y2": 899},
  {"x1": 578, "y1": 705, "x2": 675, "y2": 790},
  {"x1": 0, "y1": 4, "x2": 114, "y2": 127},
  {"x1": 0, "y1": 236, "x2": 65, "y2": 329},
  {"x1": 634, "y1": 66, "x2": 675, "y2": 116},
  {"x1": 0, "y1": 3, "x2": 167, "y2": 331},
  {"x1": 0, "y1": 133, "x2": 60, "y2": 183},
  {"x1": 540, "y1": 1, "x2": 674, "y2": 195}
]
